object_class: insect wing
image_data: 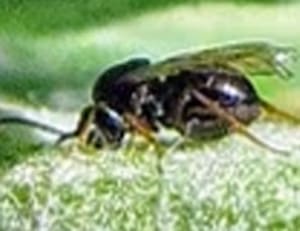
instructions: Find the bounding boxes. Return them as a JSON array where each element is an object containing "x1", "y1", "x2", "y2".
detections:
[{"x1": 135, "y1": 41, "x2": 297, "y2": 81}]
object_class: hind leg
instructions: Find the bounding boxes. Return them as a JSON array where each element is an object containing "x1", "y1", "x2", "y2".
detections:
[
  {"x1": 260, "y1": 99, "x2": 300, "y2": 124},
  {"x1": 191, "y1": 90, "x2": 290, "y2": 154}
]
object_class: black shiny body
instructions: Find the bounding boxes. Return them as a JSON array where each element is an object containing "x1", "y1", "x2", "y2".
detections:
[{"x1": 89, "y1": 58, "x2": 261, "y2": 147}]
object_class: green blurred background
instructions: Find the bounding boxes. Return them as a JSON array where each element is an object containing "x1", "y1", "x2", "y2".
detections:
[{"x1": 0, "y1": 0, "x2": 299, "y2": 110}]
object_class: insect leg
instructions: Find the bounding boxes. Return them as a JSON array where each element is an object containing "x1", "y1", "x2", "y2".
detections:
[
  {"x1": 123, "y1": 112, "x2": 157, "y2": 143},
  {"x1": 260, "y1": 99, "x2": 300, "y2": 124},
  {"x1": 123, "y1": 112, "x2": 166, "y2": 155},
  {"x1": 191, "y1": 90, "x2": 290, "y2": 154}
]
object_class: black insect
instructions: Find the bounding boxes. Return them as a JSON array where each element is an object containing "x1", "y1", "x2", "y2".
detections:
[{"x1": 0, "y1": 41, "x2": 299, "y2": 153}]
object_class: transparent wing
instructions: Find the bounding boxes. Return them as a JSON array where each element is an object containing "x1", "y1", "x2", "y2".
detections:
[{"x1": 136, "y1": 41, "x2": 297, "y2": 80}]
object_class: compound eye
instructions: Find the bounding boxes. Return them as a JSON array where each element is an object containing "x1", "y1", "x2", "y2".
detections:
[
  {"x1": 218, "y1": 92, "x2": 240, "y2": 107},
  {"x1": 105, "y1": 113, "x2": 122, "y2": 131},
  {"x1": 102, "y1": 109, "x2": 123, "y2": 131},
  {"x1": 95, "y1": 107, "x2": 125, "y2": 145},
  {"x1": 103, "y1": 109, "x2": 125, "y2": 141}
]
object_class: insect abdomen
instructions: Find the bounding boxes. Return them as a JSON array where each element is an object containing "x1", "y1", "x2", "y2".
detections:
[{"x1": 156, "y1": 69, "x2": 261, "y2": 139}]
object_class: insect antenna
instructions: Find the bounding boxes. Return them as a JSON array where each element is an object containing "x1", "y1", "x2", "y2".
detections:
[
  {"x1": 56, "y1": 105, "x2": 96, "y2": 145},
  {"x1": 0, "y1": 116, "x2": 68, "y2": 136}
]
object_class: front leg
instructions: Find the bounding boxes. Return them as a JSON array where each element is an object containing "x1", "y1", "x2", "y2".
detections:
[{"x1": 123, "y1": 112, "x2": 158, "y2": 144}]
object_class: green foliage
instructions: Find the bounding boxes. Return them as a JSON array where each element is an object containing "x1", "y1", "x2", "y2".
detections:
[
  {"x1": 0, "y1": 0, "x2": 296, "y2": 35},
  {"x1": 0, "y1": 0, "x2": 197, "y2": 35},
  {"x1": 1, "y1": 134, "x2": 300, "y2": 230},
  {"x1": 0, "y1": 127, "x2": 40, "y2": 172}
]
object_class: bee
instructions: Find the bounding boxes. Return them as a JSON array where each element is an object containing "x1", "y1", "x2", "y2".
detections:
[{"x1": 0, "y1": 41, "x2": 299, "y2": 153}]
